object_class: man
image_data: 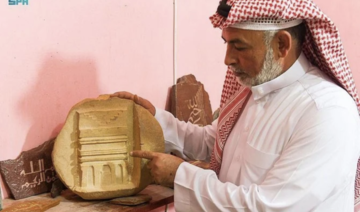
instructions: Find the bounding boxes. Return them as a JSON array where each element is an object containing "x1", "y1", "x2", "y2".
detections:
[{"x1": 112, "y1": 0, "x2": 360, "y2": 211}]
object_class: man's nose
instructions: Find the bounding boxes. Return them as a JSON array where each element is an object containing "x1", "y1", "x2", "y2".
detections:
[{"x1": 224, "y1": 45, "x2": 237, "y2": 66}]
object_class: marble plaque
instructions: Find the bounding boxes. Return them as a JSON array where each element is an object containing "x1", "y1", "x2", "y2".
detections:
[
  {"x1": 52, "y1": 95, "x2": 164, "y2": 200},
  {"x1": 0, "y1": 139, "x2": 57, "y2": 200},
  {"x1": 170, "y1": 74, "x2": 213, "y2": 126}
]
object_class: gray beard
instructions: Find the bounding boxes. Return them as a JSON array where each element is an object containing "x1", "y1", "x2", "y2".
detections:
[{"x1": 233, "y1": 48, "x2": 283, "y2": 87}]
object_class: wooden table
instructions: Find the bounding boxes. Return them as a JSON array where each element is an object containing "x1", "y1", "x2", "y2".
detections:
[{"x1": 3, "y1": 185, "x2": 174, "y2": 212}]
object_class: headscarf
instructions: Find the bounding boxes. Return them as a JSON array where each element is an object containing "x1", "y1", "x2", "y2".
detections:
[{"x1": 208, "y1": 0, "x2": 360, "y2": 209}]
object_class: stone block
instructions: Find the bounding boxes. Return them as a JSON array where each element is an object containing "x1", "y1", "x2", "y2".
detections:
[
  {"x1": 170, "y1": 74, "x2": 213, "y2": 126},
  {"x1": 52, "y1": 95, "x2": 164, "y2": 200},
  {"x1": 0, "y1": 139, "x2": 57, "y2": 200}
]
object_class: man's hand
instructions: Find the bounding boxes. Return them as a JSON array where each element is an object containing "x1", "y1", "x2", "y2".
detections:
[
  {"x1": 131, "y1": 150, "x2": 184, "y2": 188},
  {"x1": 188, "y1": 161, "x2": 211, "y2": 169},
  {"x1": 110, "y1": 91, "x2": 155, "y2": 116}
]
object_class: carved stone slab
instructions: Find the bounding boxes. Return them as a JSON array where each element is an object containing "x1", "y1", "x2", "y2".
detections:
[
  {"x1": 52, "y1": 96, "x2": 164, "y2": 200},
  {"x1": 2, "y1": 199, "x2": 60, "y2": 212},
  {"x1": 0, "y1": 139, "x2": 57, "y2": 200},
  {"x1": 109, "y1": 194, "x2": 152, "y2": 206},
  {"x1": 171, "y1": 74, "x2": 213, "y2": 126}
]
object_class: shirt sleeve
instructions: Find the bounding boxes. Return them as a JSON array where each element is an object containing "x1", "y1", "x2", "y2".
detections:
[
  {"x1": 154, "y1": 108, "x2": 217, "y2": 161},
  {"x1": 173, "y1": 106, "x2": 360, "y2": 212}
]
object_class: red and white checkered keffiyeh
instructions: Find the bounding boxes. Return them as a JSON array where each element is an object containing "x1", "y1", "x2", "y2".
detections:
[{"x1": 208, "y1": 0, "x2": 360, "y2": 209}]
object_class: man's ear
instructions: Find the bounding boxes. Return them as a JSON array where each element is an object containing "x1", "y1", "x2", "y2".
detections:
[{"x1": 274, "y1": 30, "x2": 292, "y2": 59}]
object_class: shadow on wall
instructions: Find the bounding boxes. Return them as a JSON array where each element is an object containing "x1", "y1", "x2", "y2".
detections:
[{"x1": 17, "y1": 53, "x2": 101, "y2": 151}]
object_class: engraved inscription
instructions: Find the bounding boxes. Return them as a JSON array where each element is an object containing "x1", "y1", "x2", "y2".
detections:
[
  {"x1": 170, "y1": 74, "x2": 213, "y2": 127},
  {"x1": 20, "y1": 159, "x2": 57, "y2": 189},
  {"x1": 185, "y1": 96, "x2": 204, "y2": 127}
]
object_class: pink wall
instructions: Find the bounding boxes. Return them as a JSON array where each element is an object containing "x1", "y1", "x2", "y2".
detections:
[
  {"x1": 314, "y1": 0, "x2": 360, "y2": 90},
  {"x1": 0, "y1": 1, "x2": 174, "y2": 210},
  {"x1": 176, "y1": 0, "x2": 226, "y2": 112},
  {"x1": 0, "y1": 1, "x2": 174, "y2": 159},
  {"x1": 0, "y1": 0, "x2": 359, "y2": 211}
]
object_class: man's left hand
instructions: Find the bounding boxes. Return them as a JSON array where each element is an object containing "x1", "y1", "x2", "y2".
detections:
[{"x1": 131, "y1": 150, "x2": 184, "y2": 188}]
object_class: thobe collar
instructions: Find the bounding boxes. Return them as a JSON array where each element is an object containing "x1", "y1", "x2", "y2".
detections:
[{"x1": 251, "y1": 52, "x2": 310, "y2": 101}]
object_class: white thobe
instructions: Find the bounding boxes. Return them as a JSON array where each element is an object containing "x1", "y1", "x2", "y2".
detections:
[{"x1": 155, "y1": 53, "x2": 360, "y2": 212}]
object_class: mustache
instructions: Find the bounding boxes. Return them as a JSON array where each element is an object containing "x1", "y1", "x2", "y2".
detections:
[{"x1": 229, "y1": 66, "x2": 244, "y2": 74}]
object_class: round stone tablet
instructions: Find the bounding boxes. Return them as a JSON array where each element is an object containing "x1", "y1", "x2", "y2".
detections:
[{"x1": 52, "y1": 96, "x2": 164, "y2": 200}]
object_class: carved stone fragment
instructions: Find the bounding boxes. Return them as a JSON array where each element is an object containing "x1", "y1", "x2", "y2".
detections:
[
  {"x1": 171, "y1": 74, "x2": 213, "y2": 126},
  {"x1": 52, "y1": 96, "x2": 164, "y2": 200},
  {"x1": 0, "y1": 139, "x2": 57, "y2": 200},
  {"x1": 109, "y1": 194, "x2": 152, "y2": 206},
  {"x1": 50, "y1": 179, "x2": 65, "y2": 198},
  {"x1": 2, "y1": 199, "x2": 60, "y2": 212}
]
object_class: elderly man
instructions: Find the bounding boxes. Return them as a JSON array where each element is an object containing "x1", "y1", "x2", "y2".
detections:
[{"x1": 112, "y1": 0, "x2": 360, "y2": 211}]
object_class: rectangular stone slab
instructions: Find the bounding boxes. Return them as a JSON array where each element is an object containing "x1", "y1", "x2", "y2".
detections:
[
  {"x1": 171, "y1": 74, "x2": 213, "y2": 126},
  {"x1": 0, "y1": 139, "x2": 58, "y2": 200}
]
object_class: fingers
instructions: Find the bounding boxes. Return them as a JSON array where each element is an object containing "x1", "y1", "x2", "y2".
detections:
[
  {"x1": 111, "y1": 91, "x2": 155, "y2": 116},
  {"x1": 110, "y1": 91, "x2": 135, "y2": 100},
  {"x1": 111, "y1": 92, "x2": 141, "y2": 106},
  {"x1": 130, "y1": 150, "x2": 157, "y2": 160},
  {"x1": 133, "y1": 95, "x2": 141, "y2": 105}
]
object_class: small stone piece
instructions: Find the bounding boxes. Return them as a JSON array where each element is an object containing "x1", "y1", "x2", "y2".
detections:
[
  {"x1": 50, "y1": 179, "x2": 66, "y2": 198},
  {"x1": 171, "y1": 74, "x2": 213, "y2": 126},
  {"x1": 0, "y1": 139, "x2": 58, "y2": 200},
  {"x1": 109, "y1": 194, "x2": 152, "y2": 206},
  {"x1": 2, "y1": 199, "x2": 61, "y2": 212}
]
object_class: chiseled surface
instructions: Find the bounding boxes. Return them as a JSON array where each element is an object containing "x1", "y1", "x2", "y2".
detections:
[{"x1": 52, "y1": 96, "x2": 164, "y2": 200}]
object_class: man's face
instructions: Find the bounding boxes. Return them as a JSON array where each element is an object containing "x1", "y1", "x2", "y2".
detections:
[{"x1": 222, "y1": 27, "x2": 283, "y2": 87}]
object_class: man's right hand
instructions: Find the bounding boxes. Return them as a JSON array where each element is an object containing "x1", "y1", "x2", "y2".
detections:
[{"x1": 110, "y1": 91, "x2": 156, "y2": 116}]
